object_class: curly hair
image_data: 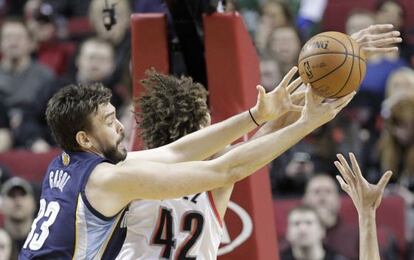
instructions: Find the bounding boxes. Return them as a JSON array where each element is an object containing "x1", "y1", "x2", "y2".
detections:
[
  {"x1": 46, "y1": 83, "x2": 112, "y2": 152},
  {"x1": 137, "y1": 70, "x2": 209, "y2": 149}
]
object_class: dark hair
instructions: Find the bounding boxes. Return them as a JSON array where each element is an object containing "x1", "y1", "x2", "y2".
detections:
[
  {"x1": 46, "y1": 83, "x2": 112, "y2": 152},
  {"x1": 136, "y1": 69, "x2": 209, "y2": 149}
]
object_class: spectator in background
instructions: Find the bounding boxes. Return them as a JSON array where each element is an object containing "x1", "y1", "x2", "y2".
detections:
[
  {"x1": 24, "y1": 0, "x2": 75, "y2": 76},
  {"x1": 281, "y1": 205, "x2": 347, "y2": 260},
  {"x1": 303, "y1": 174, "x2": 399, "y2": 259},
  {"x1": 260, "y1": 55, "x2": 282, "y2": 92},
  {"x1": 303, "y1": 174, "x2": 360, "y2": 259},
  {"x1": 384, "y1": 67, "x2": 414, "y2": 98},
  {"x1": 376, "y1": 0, "x2": 403, "y2": 31},
  {"x1": 267, "y1": 26, "x2": 302, "y2": 76},
  {"x1": 255, "y1": 0, "x2": 292, "y2": 53},
  {"x1": 88, "y1": 0, "x2": 132, "y2": 102},
  {"x1": 0, "y1": 102, "x2": 12, "y2": 152},
  {"x1": 295, "y1": 0, "x2": 328, "y2": 41},
  {"x1": 346, "y1": 9, "x2": 376, "y2": 36},
  {"x1": 1, "y1": 177, "x2": 36, "y2": 252},
  {"x1": 43, "y1": 0, "x2": 92, "y2": 18},
  {"x1": 0, "y1": 228, "x2": 16, "y2": 260},
  {"x1": 379, "y1": 94, "x2": 414, "y2": 191},
  {"x1": 48, "y1": 37, "x2": 125, "y2": 111},
  {"x1": 0, "y1": 18, "x2": 55, "y2": 152},
  {"x1": 354, "y1": 2, "x2": 407, "y2": 105}
]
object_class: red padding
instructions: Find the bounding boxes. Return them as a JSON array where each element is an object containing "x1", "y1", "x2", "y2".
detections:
[
  {"x1": 204, "y1": 12, "x2": 279, "y2": 260},
  {"x1": 130, "y1": 13, "x2": 169, "y2": 151}
]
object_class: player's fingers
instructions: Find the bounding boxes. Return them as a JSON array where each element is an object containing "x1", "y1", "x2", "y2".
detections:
[
  {"x1": 334, "y1": 161, "x2": 355, "y2": 189},
  {"x1": 349, "y1": 152, "x2": 364, "y2": 180},
  {"x1": 359, "y1": 31, "x2": 400, "y2": 43},
  {"x1": 363, "y1": 37, "x2": 402, "y2": 48},
  {"x1": 286, "y1": 77, "x2": 303, "y2": 94},
  {"x1": 336, "y1": 175, "x2": 351, "y2": 194},
  {"x1": 363, "y1": 46, "x2": 399, "y2": 53},
  {"x1": 377, "y1": 170, "x2": 393, "y2": 191},
  {"x1": 309, "y1": 87, "x2": 324, "y2": 104},
  {"x1": 337, "y1": 154, "x2": 356, "y2": 179},
  {"x1": 367, "y1": 24, "x2": 394, "y2": 34},
  {"x1": 256, "y1": 85, "x2": 266, "y2": 101},
  {"x1": 291, "y1": 92, "x2": 305, "y2": 105},
  {"x1": 329, "y1": 91, "x2": 355, "y2": 110},
  {"x1": 278, "y1": 66, "x2": 298, "y2": 89},
  {"x1": 290, "y1": 104, "x2": 303, "y2": 112}
]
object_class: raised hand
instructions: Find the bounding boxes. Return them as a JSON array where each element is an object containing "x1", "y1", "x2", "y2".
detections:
[
  {"x1": 299, "y1": 85, "x2": 355, "y2": 128},
  {"x1": 351, "y1": 24, "x2": 402, "y2": 55},
  {"x1": 334, "y1": 153, "x2": 393, "y2": 213},
  {"x1": 250, "y1": 66, "x2": 303, "y2": 123}
]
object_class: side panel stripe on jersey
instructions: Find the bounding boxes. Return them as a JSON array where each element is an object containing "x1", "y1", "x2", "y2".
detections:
[
  {"x1": 93, "y1": 210, "x2": 126, "y2": 260},
  {"x1": 73, "y1": 195, "x2": 88, "y2": 260},
  {"x1": 207, "y1": 191, "x2": 223, "y2": 227}
]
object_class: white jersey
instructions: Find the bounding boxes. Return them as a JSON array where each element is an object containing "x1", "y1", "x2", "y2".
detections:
[{"x1": 117, "y1": 191, "x2": 223, "y2": 260}]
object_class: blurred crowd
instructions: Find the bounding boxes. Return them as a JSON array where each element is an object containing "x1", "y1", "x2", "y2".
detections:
[{"x1": 0, "y1": 0, "x2": 413, "y2": 259}]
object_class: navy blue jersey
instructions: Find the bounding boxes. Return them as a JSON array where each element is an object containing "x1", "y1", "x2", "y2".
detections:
[{"x1": 20, "y1": 152, "x2": 126, "y2": 260}]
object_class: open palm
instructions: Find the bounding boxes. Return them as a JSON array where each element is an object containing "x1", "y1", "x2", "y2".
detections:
[{"x1": 334, "y1": 153, "x2": 393, "y2": 213}]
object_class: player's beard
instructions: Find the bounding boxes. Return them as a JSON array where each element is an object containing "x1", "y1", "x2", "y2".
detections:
[{"x1": 102, "y1": 132, "x2": 127, "y2": 164}]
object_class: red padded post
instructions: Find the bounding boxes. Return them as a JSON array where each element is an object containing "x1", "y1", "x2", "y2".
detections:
[
  {"x1": 204, "y1": 12, "x2": 279, "y2": 260},
  {"x1": 130, "y1": 13, "x2": 169, "y2": 151}
]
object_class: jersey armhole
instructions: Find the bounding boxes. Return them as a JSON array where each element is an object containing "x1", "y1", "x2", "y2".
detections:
[
  {"x1": 207, "y1": 191, "x2": 223, "y2": 227},
  {"x1": 80, "y1": 158, "x2": 118, "y2": 221}
]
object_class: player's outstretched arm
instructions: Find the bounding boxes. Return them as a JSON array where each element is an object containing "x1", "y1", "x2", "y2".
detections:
[
  {"x1": 87, "y1": 87, "x2": 353, "y2": 217},
  {"x1": 351, "y1": 24, "x2": 402, "y2": 55},
  {"x1": 334, "y1": 153, "x2": 393, "y2": 260},
  {"x1": 126, "y1": 67, "x2": 302, "y2": 163}
]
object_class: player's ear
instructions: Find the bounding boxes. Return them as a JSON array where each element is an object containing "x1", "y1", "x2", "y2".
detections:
[{"x1": 76, "y1": 131, "x2": 92, "y2": 149}]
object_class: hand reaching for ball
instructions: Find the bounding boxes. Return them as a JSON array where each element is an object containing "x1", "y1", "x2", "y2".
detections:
[{"x1": 351, "y1": 24, "x2": 402, "y2": 55}]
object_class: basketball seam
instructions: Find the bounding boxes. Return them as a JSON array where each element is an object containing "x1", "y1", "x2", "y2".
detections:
[
  {"x1": 299, "y1": 52, "x2": 366, "y2": 62},
  {"x1": 299, "y1": 34, "x2": 349, "y2": 84},
  {"x1": 328, "y1": 36, "x2": 356, "y2": 98},
  {"x1": 307, "y1": 54, "x2": 348, "y2": 84},
  {"x1": 299, "y1": 34, "x2": 348, "y2": 62}
]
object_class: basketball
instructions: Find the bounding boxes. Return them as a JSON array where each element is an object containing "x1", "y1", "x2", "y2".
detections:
[{"x1": 298, "y1": 31, "x2": 367, "y2": 98}]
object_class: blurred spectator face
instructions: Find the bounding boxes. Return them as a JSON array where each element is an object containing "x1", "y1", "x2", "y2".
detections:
[
  {"x1": 386, "y1": 96, "x2": 414, "y2": 146},
  {"x1": 262, "y1": 1, "x2": 290, "y2": 29},
  {"x1": 77, "y1": 40, "x2": 115, "y2": 83},
  {"x1": 1, "y1": 21, "x2": 32, "y2": 61},
  {"x1": 376, "y1": 1, "x2": 403, "y2": 30},
  {"x1": 287, "y1": 208, "x2": 325, "y2": 248},
  {"x1": 303, "y1": 175, "x2": 340, "y2": 227},
  {"x1": 0, "y1": 229, "x2": 12, "y2": 260},
  {"x1": 269, "y1": 27, "x2": 301, "y2": 65},
  {"x1": 386, "y1": 68, "x2": 414, "y2": 98},
  {"x1": 346, "y1": 11, "x2": 375, "y2": 35},
  {"x1": 89, "y1": 0, "x2": 131, "y2": 45},
  {"x1": 260, "y1": 58, "x2": 282, "y2": 91},
  {"x1": 25, "y1": 1, "x2": 56, "y2": 43},
  {"x1": 2, "y1": 186, "x2": 35, "y2": 222}
]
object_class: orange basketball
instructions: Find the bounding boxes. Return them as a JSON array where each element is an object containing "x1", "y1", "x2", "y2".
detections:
[{"x1": 298, "y1": 31, "x2": 366, "y2": 98}]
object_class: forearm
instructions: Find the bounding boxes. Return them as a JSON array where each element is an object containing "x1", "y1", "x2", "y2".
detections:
[
  {"x1": 127, "y1": 110, "x2": 262, "y2": 163},
  {"x1": 216, "y1": 119, "x2": 315, "y2": 181},
  {"x1": 359, "y1": 210, "x2": 381, "y2": 260}
]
